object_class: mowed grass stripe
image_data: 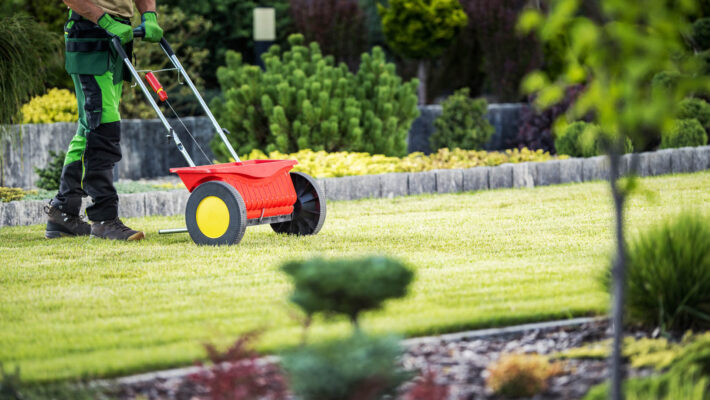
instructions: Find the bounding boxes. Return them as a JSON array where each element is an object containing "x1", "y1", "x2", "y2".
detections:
[{"x1": 1, "y1": 172, "x2": 708, "y2": 382}]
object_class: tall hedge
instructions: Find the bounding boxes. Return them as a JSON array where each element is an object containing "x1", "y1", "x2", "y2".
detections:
[{"x1": 211, "y1": 34, "x2": 419, "y2": 158}]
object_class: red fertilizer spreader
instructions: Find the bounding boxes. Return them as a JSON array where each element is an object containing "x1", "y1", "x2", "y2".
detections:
[{"x1": 112, "y1": 29, "x2": 325, "y2": 245}]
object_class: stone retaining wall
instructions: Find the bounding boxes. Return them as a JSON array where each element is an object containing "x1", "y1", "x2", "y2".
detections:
[{"x1": 2, "y1": 146, "x2": 709, "y2": 228}]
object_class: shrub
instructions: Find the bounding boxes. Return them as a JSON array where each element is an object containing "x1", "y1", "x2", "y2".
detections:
[
  {"x1": 190, "y1": 332, "x2": 288, "y2": 400},
  {"x1": 601, "y1": 212, "x2": 710, "y2": 332},
  {"x1": 512, "y1": 85, "x2": 585, "y2": 153},
  {"x1": 430, "y1": 88, "x2": 494, "y2": 151},
  {"x1": 0, "y1": 187, "x2": 27, "y2": 202},
  {"x1": 677, "y1": 97, "x2": 710, "y2": 132},
  {"x1": 583, "y1": 371, "x2": 709, "y2": 400},
  {"x1": 212, "y1": 34, "x2": 419, "y2": 157},
  {"x1": 660, "y1": 119, "x2": 708, "y2": 149},
  {"x1": 652, "y1": 71, "x2": 682, "y2": 93},
  {"x1": 20, "y1": 89, "x2": 77, "y2": 124},
  {"x1": 290, "y1": 0, "x2": 367, "y2": 71},
  {"x1": 461, "y1": 0, "x2": 543, "y2": 102},
  {"x1": 280, "y1": 333, "x2": 407, "y2": 400},
  {"x1": 120, "y1": 5, "x2": 210, "y2": 118},
  {"x1": 555, "y1": 121, "x2": 632, "y2": 157},
  {"x1": 34, "y1": 150, "x2": 65, "y2": 191},
  {"x1": 485, "y1": 354, "x2": 562, "y2": 398},
  {"x1": 693, "y1": 18, "x2": 710, "y2": 51},
  {"x1": 281, "y1": 256, "x2": 413, "y2": 327}
]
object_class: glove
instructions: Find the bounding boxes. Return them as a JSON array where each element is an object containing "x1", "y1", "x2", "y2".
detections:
[
  {"x1": 98, "y1": 13, "x2": 133, "y2": 44},
  {"x1": 139, "y1": 11, "x2": 163, "y2": 43}
]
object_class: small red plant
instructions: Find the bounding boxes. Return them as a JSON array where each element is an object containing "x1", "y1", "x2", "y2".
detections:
[
  {"x1": 190, "y1": 332, "x2": 288, "y2": 400},
  {"x1": 402, "y1": 369, "x2": 449, "y2": 400}
]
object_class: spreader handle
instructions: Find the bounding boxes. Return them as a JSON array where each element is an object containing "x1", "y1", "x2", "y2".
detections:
[{"x1": 111, "y1": 37, "x2": 196, "y2": 167}]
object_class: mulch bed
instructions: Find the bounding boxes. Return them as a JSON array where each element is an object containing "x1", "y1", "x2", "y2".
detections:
[{"x1": 112, "y1": 319, "x2": 646, "y2": 400}]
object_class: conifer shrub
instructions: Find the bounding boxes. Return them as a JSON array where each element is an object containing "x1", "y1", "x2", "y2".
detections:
[
  {"x1": 280, "y1": 333, "x2": 407, "y2": 400},
  {"x1": 430, "y1": 88, "x2": 494, "y2": 151},
  {"x1": 34, "y1": 150, "x2": 65, "y2": 191},
  {"x1": 660, "y1": 119, "x2": 708, "y2": 149},
  {"x1": 677, "y1": 97, "x2": 710, "y2": 133},
  {"x1": 601, "y1": 212, "x2": 710, "y2": 332},
  {"x1": 281, "y1": 256, "x2": 413, "y2": 327},
  {"x1": 0, "y1": 188, "x2": 27, "y2": 203},
  {"x1": 211, "y1": 34, "x2": 419, "y2": 158},
  {"x1": 555, "y1": 121, "x2": 632, "y2": 157}
]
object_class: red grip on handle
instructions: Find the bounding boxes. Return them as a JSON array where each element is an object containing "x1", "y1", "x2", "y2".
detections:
[{"x1": 145, "y1": 72, "x2": 168, "y2": 102}]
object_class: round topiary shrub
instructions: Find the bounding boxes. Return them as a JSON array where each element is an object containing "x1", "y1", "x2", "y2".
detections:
[
  {"x1": 677, "y1": 97, "x2": 710, "y2": 133},
  {"x1": 430, "y1": 88, "x2": 494, "y2": 151},
  {"x1": 281, "y1": 256, "x2": 413, "y2": 327},
  {"x1": 693, "y1": 18, "x2": 710, "y2": 51},
  {"x1": 660, "y1": 119, "x2": 708, "y2": 149},
  {"x1": 555, "y1": 121, "x2": 632, "y2": 157},
  {"x1": 603, "y1": 212, "x2": 710, "y2": 332}
]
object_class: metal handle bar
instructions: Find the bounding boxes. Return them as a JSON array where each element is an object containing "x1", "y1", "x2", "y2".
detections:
[{"x1": 111, "y1": 34, "x2": 241, "y2": 166}]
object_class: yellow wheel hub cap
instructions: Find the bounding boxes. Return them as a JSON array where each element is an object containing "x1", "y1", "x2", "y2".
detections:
[{"x1": 195, "y1": 196, "x2": 230, "y2": 238}]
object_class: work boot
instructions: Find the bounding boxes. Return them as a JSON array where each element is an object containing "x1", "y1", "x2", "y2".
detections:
[
  {"x1": 91, "y1": 218, "x2": 145, "y2": 241},
  {"x1": 45, "y1": 204, "x2": 91, "y2": 239}
]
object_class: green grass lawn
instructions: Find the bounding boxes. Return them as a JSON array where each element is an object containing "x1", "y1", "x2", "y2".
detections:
[{"x1": 1, "y1": 172, "x2": 709, "y2": 383}]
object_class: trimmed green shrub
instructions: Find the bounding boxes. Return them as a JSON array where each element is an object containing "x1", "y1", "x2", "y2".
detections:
[
  {"x1": 555, "y1": 121, "x2": 632, "y2": 157},
  {"x1": 211, "y1": 34, "x2": 419, "y2": 158},
  {"x1": 430, "y1": 88, "x2": 494, "y2": 151},
  {"x1": 281, "y1": 333, "x2": 407, "y2": 400},
  {"x1": 34, "y1": 150, "x2": 65, "y2": 191},
  {"x1": 660, "y1": 119, "x2": 708, "y2": 149},
  {"x1": 693, "y1": 18, "x2": 710, "y2": 51},
  {"x1": 601, "y1": 212, "x2": 710, "y2": 332},
  {"x1": 281, "y1": 256, "x2": 413, "y2": 327},
  {"x1": 677, "y1": 98, "x2": 710, "y2": 132},
  {"x1": 651, "y1": 71, "x2": 681, "y2": 93}
]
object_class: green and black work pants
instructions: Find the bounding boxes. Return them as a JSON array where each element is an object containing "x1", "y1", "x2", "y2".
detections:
[{"x1": 51, "y1": 11, "x2": 132, "y2": 221}]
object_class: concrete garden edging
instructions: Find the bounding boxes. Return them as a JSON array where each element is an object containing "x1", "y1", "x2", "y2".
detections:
[{"x1": 1, "y1": 146, "x2": 709, "y2": 227}]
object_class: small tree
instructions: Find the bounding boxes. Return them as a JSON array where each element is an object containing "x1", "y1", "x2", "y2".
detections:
[
  {"x1": 519, "y1": 1, "x2": 710, "y2": 399},
  {"x1": 378, "y1": 0, "x2": 468, "y2": 104},
  {"x1": 281, "y1": 256, "x2": 413, "y2": 330}
]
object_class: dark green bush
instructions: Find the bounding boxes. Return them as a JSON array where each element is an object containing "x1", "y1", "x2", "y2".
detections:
[
  {"x1": 660, "y1": 119, "x2": 708, "y2": 149},
  {"x1": 34, "y1": 150, "x2": 65, "y2": 191},
  {"x1": 601, "y1": 212, "x2": 710, "y2": 332},
  {"x1": 555, "y1": 121, "x2": 632, "y2": 157},
  {"x1": 651, "y1": 71, "x2": 682, "y2": 93},
  {"x1": 693, "y1": 18, "x2": 710, "y2": 51},
  {"x1": 430, "y1": 88, "x2": 494, "y2": 151},
  {"x1": 281, "y1": 333, "x2": 407, "y2": 400},
  {"x1": 211, "y1": 34, "x2": 419, "y2": 158},
  {"x1": 281, "y1": 256, "x2": 413, "y2": 326},
  {"x1": 677, "y1": 98, "x2": 710, "y2": 133}
]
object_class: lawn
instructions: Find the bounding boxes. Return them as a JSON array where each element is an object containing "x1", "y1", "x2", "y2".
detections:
[{"x1": 1, "y1": 172, "x2": 709, "y2": 383}]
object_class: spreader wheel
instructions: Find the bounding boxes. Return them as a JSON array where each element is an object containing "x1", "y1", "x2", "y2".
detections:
[
  {"x1": 271, "y1": 172, "x2": 326, "y2": 235},
  {"x1": 185, "y1": 181, "x2": 247, "y2": 246}
]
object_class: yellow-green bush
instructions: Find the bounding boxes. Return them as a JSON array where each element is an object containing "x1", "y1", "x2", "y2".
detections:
[
  {"x1": 20, "y1": 88, "x2": 77, "y2": 124},
  {"x1": 485, "y1": 354, "x2": 563, "y2": 398},
  {"x1": 242, "y1": 147, "x2": 563, "y2": 178},
  {"x1": 0, "y1": 187, "x2": 27, "y2": 202}
]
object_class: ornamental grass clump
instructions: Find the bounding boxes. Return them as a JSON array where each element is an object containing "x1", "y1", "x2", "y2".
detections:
[
  {"x1": 281, "y1": 256, "x2": 413, "y2": 329},
  {"x1": 485, "y1": 354, "x2": 563, "y2": 398},
  {"x1": 601, "y1": 212, "x2": 710, "y2": 332}
]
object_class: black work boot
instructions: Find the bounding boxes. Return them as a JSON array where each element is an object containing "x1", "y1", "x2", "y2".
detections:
[
  {"x1": 45, "y1": 204, "x2": 91, "y2": 239},
  {"x1": 90, "y1": 218, "x2": 145, "y2": 241}
]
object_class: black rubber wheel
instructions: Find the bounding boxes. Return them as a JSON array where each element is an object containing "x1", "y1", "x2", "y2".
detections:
[
  {"x1": 271, "y1": 172, "x2": 326, "y2": 235},
  {"x1": 185, "y1": 181, "x2": 247, "y2": 246}
]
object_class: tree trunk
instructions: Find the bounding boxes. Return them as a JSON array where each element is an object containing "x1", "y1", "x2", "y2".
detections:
[
  {"x1": 608, "y1": 147, "x2": 627, "y2": 400},
  {"x1": 417, "y1": 60, "x2": 427, "y2": 105}
]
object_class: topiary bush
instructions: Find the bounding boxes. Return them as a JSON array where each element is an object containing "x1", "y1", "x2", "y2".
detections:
[
  {"x1": 281, "y1": 256, "x2": 413, "y2": 328},
  {"x1": 693, "y1": 18, "x2": 710, "y2": 51},
  {"x1": 677, "y1": 97, "x2": 710, "y2": 133},
  {"x1": 601, "y1": 212, "x2": 710, "y2": 332},
  {"x1": 555, "y1": 121, "x2": 632, "y2": 157},
  {"x1": 280, "y1": 333, "x2": 407, "y2": 400},
  {"x1": 430, "y1": 88, "x2": 494, "y2": 151},
  {"x1": 211, "y1": 34, "x2": 419, "y2": 158},
  {"x1": 20, "y1": 88, "x2": 77, "y2": 124},
  {"x1": 660, "y1": 119, "x2": 708, "y2": 149},
  {"x1": 34, "y1": 150, "x2": 65, "y2": 191},
  {"x1": 485, "y1": 354, "x2": 563, "y2": 398}
]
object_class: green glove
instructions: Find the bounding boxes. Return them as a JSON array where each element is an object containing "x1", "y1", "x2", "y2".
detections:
[
  {"x1": 139, "y1": 11, "x2": 163, "y2": 43},
  {"x1": 98, "y1": 13, "x2": 133, "y2": 44}
]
